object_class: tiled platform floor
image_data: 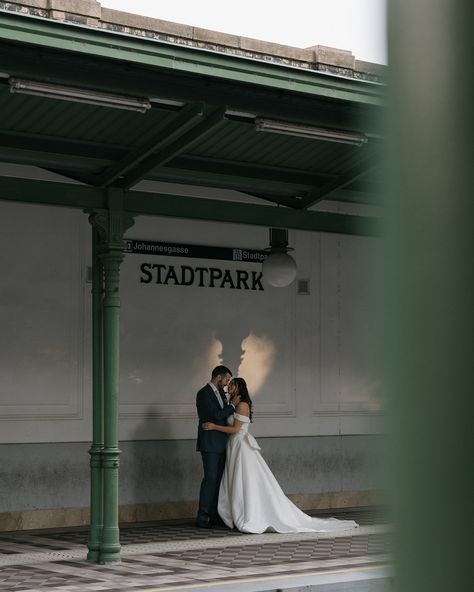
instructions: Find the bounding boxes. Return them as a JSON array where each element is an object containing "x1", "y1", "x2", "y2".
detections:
[{"x1": 0, "y1": 508, "x2": 391, "y2": 592}]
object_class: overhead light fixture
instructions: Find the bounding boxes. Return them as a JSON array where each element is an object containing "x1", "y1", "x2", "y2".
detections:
[
  {"x1": 9, "y1": 78, "x2": 151, "y2": 113},
  {"x1": 225, "y1": 109, "x2": 256, "y2": 121},
  {"x1": 149, "y1": 97, "x2": 186, "y2": 109},
  {"x1": 262, "y1": 228, "x2": 297, "y2": 288},
  {"x1": 255, "y1": 117, "x2": 368, "y2": 146}
]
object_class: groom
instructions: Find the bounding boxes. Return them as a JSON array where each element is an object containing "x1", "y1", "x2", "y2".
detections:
[{"x1": 196, "y1": 365, "x2": 238, "y2": 528}]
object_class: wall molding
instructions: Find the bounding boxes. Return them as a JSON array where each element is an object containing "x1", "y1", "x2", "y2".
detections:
[{"x1": 0, "y1": 208, "x2": 86, "y2": 423}]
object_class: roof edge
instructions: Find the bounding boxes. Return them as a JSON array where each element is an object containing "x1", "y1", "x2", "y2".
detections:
[{"x1": 0, "y1": 0, "x2": 386, "y2": 83}]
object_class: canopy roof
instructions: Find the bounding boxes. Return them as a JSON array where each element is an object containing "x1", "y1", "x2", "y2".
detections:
[{"x1": 0, "y1": 1, "x2": 385, "y2": 235}]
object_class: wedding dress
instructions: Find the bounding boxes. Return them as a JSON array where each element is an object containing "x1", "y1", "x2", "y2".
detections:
[{"x1": 218, "y1": 413, "x2": 358, "y2": 534}]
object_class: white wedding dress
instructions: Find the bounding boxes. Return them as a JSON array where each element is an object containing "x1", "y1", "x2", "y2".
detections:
[{"x1": 218, "y1": 413, "x2": 359, "y2": 534}]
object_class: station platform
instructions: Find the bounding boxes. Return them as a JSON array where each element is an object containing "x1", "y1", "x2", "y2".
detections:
[{"x1": 0, "y1": 508, "x2": 391, "y2": 591}]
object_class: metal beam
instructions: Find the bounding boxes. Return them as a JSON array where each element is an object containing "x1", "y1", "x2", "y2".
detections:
[
  {"x1": 145, "y1": 169, "x2": 308, "y2": 204},
  {"x1": 124, "y1": 189, "x2": 381, "y2": 236},
  {"x1": 117, "y1": 108, "x2": 227, "y2": 189},
  {"x1": 233, "y1": 191, "x2": 301, "y2": 209},
  {"x1": 166, "y1": 155, "x2": 335, "y2": 186},
  {"x1": 0, "y1": 176, "x2": 380, "y2": 236},
  {"x1": 0, "y1": 129, "x2": 126, "y2": 162},
  {"x1": 0, "y1": 176, "x2": 105, "y2": 209},
  {"x1": 297, "y1": 157, "x2": 378, "y2": 209},
  {"x1": 96, "y1": 103, "x2": 204, "y2": 187},
  {"x1": 1, "y1": 44, "x2": 382, "y2": 135}
]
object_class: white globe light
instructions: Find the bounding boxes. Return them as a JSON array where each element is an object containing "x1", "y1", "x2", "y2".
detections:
[{"x1": 262, "y1": 252, "x2": 297, "y2": 287}]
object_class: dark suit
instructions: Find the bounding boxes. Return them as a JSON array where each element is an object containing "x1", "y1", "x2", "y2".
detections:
[{"x1": 196, "y1": 383, "x2": 234, "y2": 525}]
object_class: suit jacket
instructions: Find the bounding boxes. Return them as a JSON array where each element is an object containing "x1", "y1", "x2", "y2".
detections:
[{"x1": 196, "y1": 384, "x2": 235, "y2": 453}]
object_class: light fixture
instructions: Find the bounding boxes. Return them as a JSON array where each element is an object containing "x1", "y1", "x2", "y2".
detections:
[
  {"x1": 255, "y1": 117, "x2": 368, "y2": 146},
  {"x1": 9, "y1": 78, "x2": 151, "y2": 113},
  {"x1": 149, "y1": 97, "x2": 186, "y2": 109},
  {"x1": 262, "y1": 228, "x2": 297, "y2": 288}
]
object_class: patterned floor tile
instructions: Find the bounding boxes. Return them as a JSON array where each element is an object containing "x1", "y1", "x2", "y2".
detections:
[{"x1": 0, "y1": 508, "x2": 390, "y2": 592}]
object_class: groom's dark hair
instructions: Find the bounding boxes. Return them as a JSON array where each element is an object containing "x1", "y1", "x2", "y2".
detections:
[{"x1": 211, "y1": 365, "x2": 232, "y2": 378}]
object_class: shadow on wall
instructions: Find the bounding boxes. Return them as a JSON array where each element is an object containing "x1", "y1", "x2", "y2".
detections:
[
  {"x1": 121, "y1": 407, "x2": 201, "y2": 517},
  {"x1": 120, "y1": 330, "x2": 277, "y2": 519},
  {"x1": 192, "y1": 331, "x2": 276, "y2": 396}
]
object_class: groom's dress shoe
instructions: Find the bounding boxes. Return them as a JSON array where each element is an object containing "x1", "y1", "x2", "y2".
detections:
[
  {"x1": 210, "y1": 516, "x2": 228, "y2": 528},
  {"x1": 196, "y1": 519, "x2": 211, "y2": 529}
]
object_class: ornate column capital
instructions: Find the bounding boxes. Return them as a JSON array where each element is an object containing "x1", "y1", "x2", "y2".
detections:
[
  {"x1": 88, "y1": 188, "x2": 135, "y2": 254},
  {"x1": 88, "y1": 211, "x2": 134, "y2": 255}
]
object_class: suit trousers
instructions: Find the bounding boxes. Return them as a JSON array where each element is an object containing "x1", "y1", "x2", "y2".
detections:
[{"x1": 197, "y1": 451, "x2": 226, "y2": 523}]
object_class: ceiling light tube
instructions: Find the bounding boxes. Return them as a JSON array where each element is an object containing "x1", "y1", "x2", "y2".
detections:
[
  {"x1": 149, "y1": 97, "x2": 186, "y2": 108},
  {"x1": 255, "y1": 118, "x2": 368, "y2": 146},
  {"x1": 9, "y1": 78, "x2": 151, "y2": 113}
]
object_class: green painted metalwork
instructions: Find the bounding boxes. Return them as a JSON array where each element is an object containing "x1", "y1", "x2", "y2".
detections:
[
  {"x1": 0, "y1": 176, "x2": 105, "y2": 208},
  {"x1": 118, "y1": 107, "x2": 227, "y2": 189},
  {"x1": 89, "y1": 191, "x2": 135, "y2": 563},
  {"x1": 298, "y1": 160, "x2": 379, "y2": 209},
  {"x1": 87, "y1": 228, "x2": 104, "y2": 562},
  {"x1": 0, "y1": 12, "x2": 384, "y2": 107},
  {"x1": 0, "y1": 129, "x2": 123, "y2": 165},
  {"x1": 124, "y1": 189, "x2": 381, "y2": 236},
  {"x1": 97, "y1": 103, "x2": 205, "y2": 187},
  {"x1": 0, "y1": 176, "x2": 380, "y2": 236},
  {"x1": 168, "y1": 155, "x2": 335, "y2": 185}
]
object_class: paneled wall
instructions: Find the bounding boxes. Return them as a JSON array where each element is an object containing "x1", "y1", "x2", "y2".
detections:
[
  {"x1": 0, "y1": 203, "x2": 382, "y2": 442},
  {"x1": 0, "y1": 202, "x2": 88, "y2": 442},
  {"x1": 0, "y1": 200, "x2": 384, "y2": 527},
  {"x1": 0, "y1": 201, "x2": 383, "y2": 444}
]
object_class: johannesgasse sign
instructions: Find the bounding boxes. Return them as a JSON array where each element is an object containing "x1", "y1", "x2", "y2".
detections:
[{"x1": 125, "y1": 239, "x2": 266, "y2": 291}]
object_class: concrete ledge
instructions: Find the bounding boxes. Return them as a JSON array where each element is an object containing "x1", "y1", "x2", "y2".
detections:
[
  {"x1": 240, "y1": 36, "x2": 313, "y2": 62},
  {"x1": 0, "y1": 0, "x2": 99, "y2": 16},
  {"x1": 311, "y1": 45, "x2": 356, "y2": 69},
  {"x1": 0, "y1": 489, "x2": 383, "y2": 531},
  {"x1": 355, "y1": 59, "x2": 387, "y2": 76},
  {"x1": 47, "y1": 0, "x2": 100, "y2": 18},
  {"x1": 1, "y1": 0, "x2": 47, "y2": 8},
  {"x1": 193, "y1": 26, "x2": 240, "y2": 48},
  {"x1": 101, "y1": 7, "x2": 193, "y2": 39},
  {"x1": 0, "y1": 1, "x2": 386, "y2": 82}
]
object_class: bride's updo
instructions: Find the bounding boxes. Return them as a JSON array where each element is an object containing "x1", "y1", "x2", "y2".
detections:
[{"x1": 232, "y1": 377, "x2": 253, "y2": 421}]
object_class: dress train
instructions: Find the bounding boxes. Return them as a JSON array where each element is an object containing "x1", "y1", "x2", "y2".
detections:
[{"x1": 218, "y1": 413, "x2": 358, "y2": 534}]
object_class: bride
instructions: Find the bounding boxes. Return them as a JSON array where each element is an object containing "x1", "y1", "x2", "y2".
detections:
[{"x1": 203, "y1": 377, "x2": 358, "y2": 534}]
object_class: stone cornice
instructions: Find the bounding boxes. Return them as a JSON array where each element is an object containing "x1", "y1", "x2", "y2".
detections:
[{"x1": 0, "y1": 1, "x2": 386, "y2": 83}]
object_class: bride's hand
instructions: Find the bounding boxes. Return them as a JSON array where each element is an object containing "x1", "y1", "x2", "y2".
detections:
[{"x1": 202, "y1": 422, "x2": 215, "y2": 430}]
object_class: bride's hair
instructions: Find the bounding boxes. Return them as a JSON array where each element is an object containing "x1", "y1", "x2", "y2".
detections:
[{"x1": 233, "y1": 377, "x2": 253, "y2": 421}]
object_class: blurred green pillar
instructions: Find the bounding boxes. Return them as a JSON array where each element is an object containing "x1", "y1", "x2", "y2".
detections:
[{"x1": 387, "y1": 1, "x2": 473, "y2": 590}]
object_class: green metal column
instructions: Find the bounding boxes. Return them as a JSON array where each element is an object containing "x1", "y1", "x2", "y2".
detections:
[
  {"x1": 87, "y1": 228, "x2": 104, "y2": 562},
  {"x1": 89, "y1": 191, "x2": 134, "y2": 564},
  {"x1": 386, "y1": 1, "x2": 473, "y2": 591},
  {"x1": 99, "y1": 246, "x2": 123, "y2": 564}
]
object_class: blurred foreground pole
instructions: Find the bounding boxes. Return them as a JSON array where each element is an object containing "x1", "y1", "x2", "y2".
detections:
[{"x1": 387, "y1": 1, "x2": 473, "y2": 590}]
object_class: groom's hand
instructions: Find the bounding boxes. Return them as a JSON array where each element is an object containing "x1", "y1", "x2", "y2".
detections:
[{"x1": 231, "y1": 395, "x2": 241, "y2": 406}]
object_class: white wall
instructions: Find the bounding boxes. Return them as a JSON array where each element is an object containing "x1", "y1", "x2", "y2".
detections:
[{"x1": 0, "y1": 201, "x2": 383, "y2": 443}]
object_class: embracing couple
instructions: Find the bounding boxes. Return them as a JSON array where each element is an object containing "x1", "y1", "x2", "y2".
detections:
[{"x1": 196, "y1": 365, "x2": 358, "y2": 534}]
